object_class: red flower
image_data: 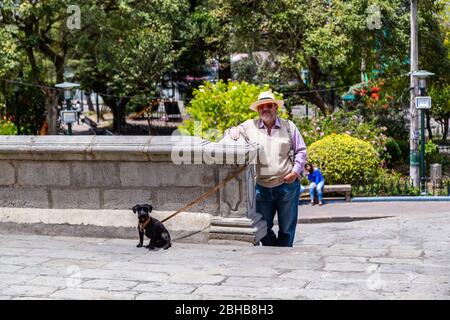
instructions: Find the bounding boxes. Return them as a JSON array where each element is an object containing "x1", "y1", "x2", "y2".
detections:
[{"x1": 371, "y1": 93, "x2": 379, "y2": 100}]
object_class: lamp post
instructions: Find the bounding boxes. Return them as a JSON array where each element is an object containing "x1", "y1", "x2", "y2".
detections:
[
  {"x1": 301, "y1": 68, "x2": 309, "y2": 118},
  {"x1": 13, "y1": 84, "x2": 20, "y2": 135},
  {"x1": 411, "y1": 70, "x2": 434, "y2": 194},
  {"x1": 55, "y1": 82, "x2": 80, "y2": 135}
]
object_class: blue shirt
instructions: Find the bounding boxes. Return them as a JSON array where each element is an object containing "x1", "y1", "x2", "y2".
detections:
[{"x1": 307, "y1": 168, "x2": 325, "y2": 185}]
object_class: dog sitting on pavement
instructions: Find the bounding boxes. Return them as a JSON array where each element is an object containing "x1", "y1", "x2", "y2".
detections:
[{"x1": 132, "y1": 204, "x2": 171, "y2": 250}]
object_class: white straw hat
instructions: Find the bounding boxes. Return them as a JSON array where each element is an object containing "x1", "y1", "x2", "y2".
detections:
[{"x1": 249, "y1": 90, "x2": 284, "y2": 111}]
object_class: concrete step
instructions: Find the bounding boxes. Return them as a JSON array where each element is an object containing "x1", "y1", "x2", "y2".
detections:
[{"x1": 0, "y1": 208, "x2": 210, "y2": 243}]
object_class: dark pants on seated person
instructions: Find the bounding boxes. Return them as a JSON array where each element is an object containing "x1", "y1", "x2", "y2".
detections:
[{"x1": 256, "y1": 180, "x2": 300, "y2": 247}]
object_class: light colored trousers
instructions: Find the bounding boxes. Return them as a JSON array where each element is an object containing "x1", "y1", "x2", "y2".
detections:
[{"x1": 300, "y1": 181, "x2": 325, "y2": 203}]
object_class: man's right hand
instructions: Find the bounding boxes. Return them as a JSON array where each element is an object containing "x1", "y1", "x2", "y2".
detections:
[{"x1": 229, "y1": 127, "x2": 241, "y2": 140}]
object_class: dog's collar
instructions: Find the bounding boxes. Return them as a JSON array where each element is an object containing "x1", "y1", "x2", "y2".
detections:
[{"x1": 139, "y1": 218, "x2": 151, "y2": 232}]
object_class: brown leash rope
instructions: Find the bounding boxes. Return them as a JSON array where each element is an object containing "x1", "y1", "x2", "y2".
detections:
[{"x1": 161, "y1": 166, "x2": 247, "y2": 223}]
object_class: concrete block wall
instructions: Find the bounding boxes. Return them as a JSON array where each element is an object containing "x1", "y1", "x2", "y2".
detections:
[{"x1": 0, "y1": 136, "x2": 259, "y2": 215}]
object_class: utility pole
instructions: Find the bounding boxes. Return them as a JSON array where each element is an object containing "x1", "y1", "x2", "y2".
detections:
[{"x1": 410, "y1": 0, "x2": 420, "y2": 187}]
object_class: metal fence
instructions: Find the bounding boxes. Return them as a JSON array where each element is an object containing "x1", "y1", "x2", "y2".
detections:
[{"x1": 352, "y1": 177, "x2": 450, "y2": 197}]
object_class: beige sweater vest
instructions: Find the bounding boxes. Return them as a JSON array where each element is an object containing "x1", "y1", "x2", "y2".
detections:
[{"x1": 242, "y1": 119, "x2": 293, "y2": 188}]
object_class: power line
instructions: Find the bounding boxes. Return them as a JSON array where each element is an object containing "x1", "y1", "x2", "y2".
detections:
[{"x1": 0, "y1": 72, "x2": 410, "y2": 101}]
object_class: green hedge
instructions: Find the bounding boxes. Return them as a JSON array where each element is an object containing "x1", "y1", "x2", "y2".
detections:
[{"x1": 308, "y1": 133, "x2": 381, "y2": 185}]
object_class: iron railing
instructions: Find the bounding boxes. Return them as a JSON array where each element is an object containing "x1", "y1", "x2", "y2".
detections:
[{"x1": 352, "y1": 177, "x2": 450, "y2": 197}]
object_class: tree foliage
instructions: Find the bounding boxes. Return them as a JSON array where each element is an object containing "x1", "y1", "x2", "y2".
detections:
[{"x1": 179, "y1": 80, "x2": 286, "y2": 141}]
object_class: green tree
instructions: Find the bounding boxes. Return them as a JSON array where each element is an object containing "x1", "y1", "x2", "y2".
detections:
[
  {"x1": 0, "y1": 0, "x2": 84, "y2": 134},
  {"x1": 179, "y1": 80, "x2": 286, "y2": 141},
  {"x1": 71, "y1": 0, "x2": 190, "y2": 133},
  {"x1": 429, "y1": 84, "x2": 450, "y2": 143}
]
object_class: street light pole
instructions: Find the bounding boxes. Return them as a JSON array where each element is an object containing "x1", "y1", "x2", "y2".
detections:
[
  {"x1": 55, "y1": 82, "x2": 80, "y2": 136},
  {"x1": 412, "y1": 70, "x2": 434, "y2": 194},
  {"x1": 66, "y1": 92, "x2": 73, "y2": 136}
]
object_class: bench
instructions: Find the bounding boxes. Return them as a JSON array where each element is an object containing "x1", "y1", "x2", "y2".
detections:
[{"x1": 300, "y1": 184, "x2": 352, "y2": 202}]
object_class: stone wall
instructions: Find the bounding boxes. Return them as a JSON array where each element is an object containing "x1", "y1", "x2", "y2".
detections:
[{"x1": 0, "y1": 135, "x2": 267, "y2": 243}]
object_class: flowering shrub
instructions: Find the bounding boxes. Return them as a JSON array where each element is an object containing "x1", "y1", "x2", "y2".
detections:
[
  {"x1": 353, "y1": 79, "x2": 394, "y2": 111},
  {"x1": 0, "y1": 118, "x2": 17, "y2": 135},
  {"x1": 294, "y1": 110, "x2": 388, "y2": 157}
]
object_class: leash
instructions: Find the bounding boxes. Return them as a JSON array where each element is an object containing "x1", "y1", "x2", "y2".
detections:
[{"x1": 160, "y1": 165, "x2": 247, "y2": 223}]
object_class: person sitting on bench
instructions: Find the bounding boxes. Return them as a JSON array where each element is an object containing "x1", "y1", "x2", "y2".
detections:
[{"x1": 302, "y1": 163, "x2": 325, "y2": 206}]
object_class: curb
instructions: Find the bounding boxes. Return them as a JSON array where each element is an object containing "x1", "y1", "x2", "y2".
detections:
[{"x1": 352, "y1": 196, "x2": 450, "y2": 202}]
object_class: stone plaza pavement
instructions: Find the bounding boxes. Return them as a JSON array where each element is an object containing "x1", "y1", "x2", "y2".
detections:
[{"x1": 0, "y1": 205, "x2": 449, "y2": 300}]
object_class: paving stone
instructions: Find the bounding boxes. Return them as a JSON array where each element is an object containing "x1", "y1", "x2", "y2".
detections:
[
  {"x1": 2, "y1": 285, "x2": 58, "y2": 297},
  {"x1": 20, "y1": 265, "x2": 83, "y2": 277},
  {"x1": 40, "y1": 258, "x2": 107, "y2": 269},
  {"x1": 80, "y1": 279, "x2": 138, "y2": 291},
  {"x1": 0, "y1": 273, "x2": 37, "y2": 286},
  {"x1": 26, "y1": 276, "x2": 81, "y2": 289},
  {"x1": 324, "y1": 262, "x2": 378, "y2": 273},
  {"x1": 0, "y1": 248, "x2": 32, "y2": 256},
  {"x1": 306, "y1": 279, "x2": 374, "y2": 291},
  {"x1": 193, "y1": 285, "x2": 309, "y2": 299},
  {"x1": 279, "y1": 269, "x2": 329, "y2": 281},
  {"x1": 80, "y1": 269, "x2": 170, "y2": 282},
  {"x1": 26, "y1": 249, "x2": 97, "y2": 260},
  {"x1": 220, "y1": 267, "x2": 281, "y2": 278},
  {"x1": 103, "y1": 261, "x2": 190, "y2": 275},
  {"x1": 0, "y1": 256, "x2": 50, "y2": 266},
  {"x1": 369, "y1": 257, "x2": 422, "y2": 265},
  {"x1": 0, "y1": 264, "x2": 25, "y2": 273},
  {"x1": 135, "y1": 293, "x2": 203, "y2": 300},
  {"x1": 50, "y1": 288, "x2": 136, "y2": 300},
  {"x1": 133, "y1": 283, "x2": 196, "y2": 294},
  {"x1": 388, "y1": 249, "x2": 424, "y2": 259},
  {"x1": 324, "y1": 256, "x2": 368, "y2": 264},
  {"x1": 221, "y1": 276, "x2": 308, "y2": 289},
  {"x1": 320, "y1": 248, "x2": 389, "y2": 258},
  {"x1": 169, "y1": 273, "x2": 225, "y2": 285}
]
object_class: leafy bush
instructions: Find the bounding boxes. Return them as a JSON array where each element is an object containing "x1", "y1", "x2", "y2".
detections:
[
  {"x1": 307, "y1": 133, "x2": 381, "y2": 185},
  {"x1": 178, "y1": 80, "x2": 287, "y2": 141},
  {"x1": 352, "y1": 169, "x2": 420, "y2": 197},
  {"x1": 385, "y1": 137, "x2": 402, "y2": 167},
  {"x1": 0, "y1": 118, "x2": 17, "y2": 135}
]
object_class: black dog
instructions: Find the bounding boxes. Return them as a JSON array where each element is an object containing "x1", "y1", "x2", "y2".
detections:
[{"x1": 132, "y1": 204, "x2": 171, "y2": 250}]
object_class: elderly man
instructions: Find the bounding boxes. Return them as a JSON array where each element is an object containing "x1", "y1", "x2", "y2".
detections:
[{"x1": 227, "y1": 91, "x2": 307, "y2": 247}]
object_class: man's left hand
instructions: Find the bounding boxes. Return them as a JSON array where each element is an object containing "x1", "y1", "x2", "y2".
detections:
[{"x1": 283, "y1": 172, "x2": 298, "y2": 184}]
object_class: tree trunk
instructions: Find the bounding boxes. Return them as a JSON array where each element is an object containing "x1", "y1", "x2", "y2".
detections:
[
  {"x1": 86, "y1": 91, "x2": 95, "y2": 112},
  {"x1": 44, "y1": 89, "x2": 60, "y2": 135},
  {"x1": 294, "y1": 74, "x2": 333, "y2": 115},
  {"x1": 441, "y1": 118, "x2": 449, "y2": 144},
  {"x1": 102, "y1": 95, "x2": 129, "y2": 134},
  {"x1": 218, "y1": 55, "x2": 231, "y2": 82}
]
